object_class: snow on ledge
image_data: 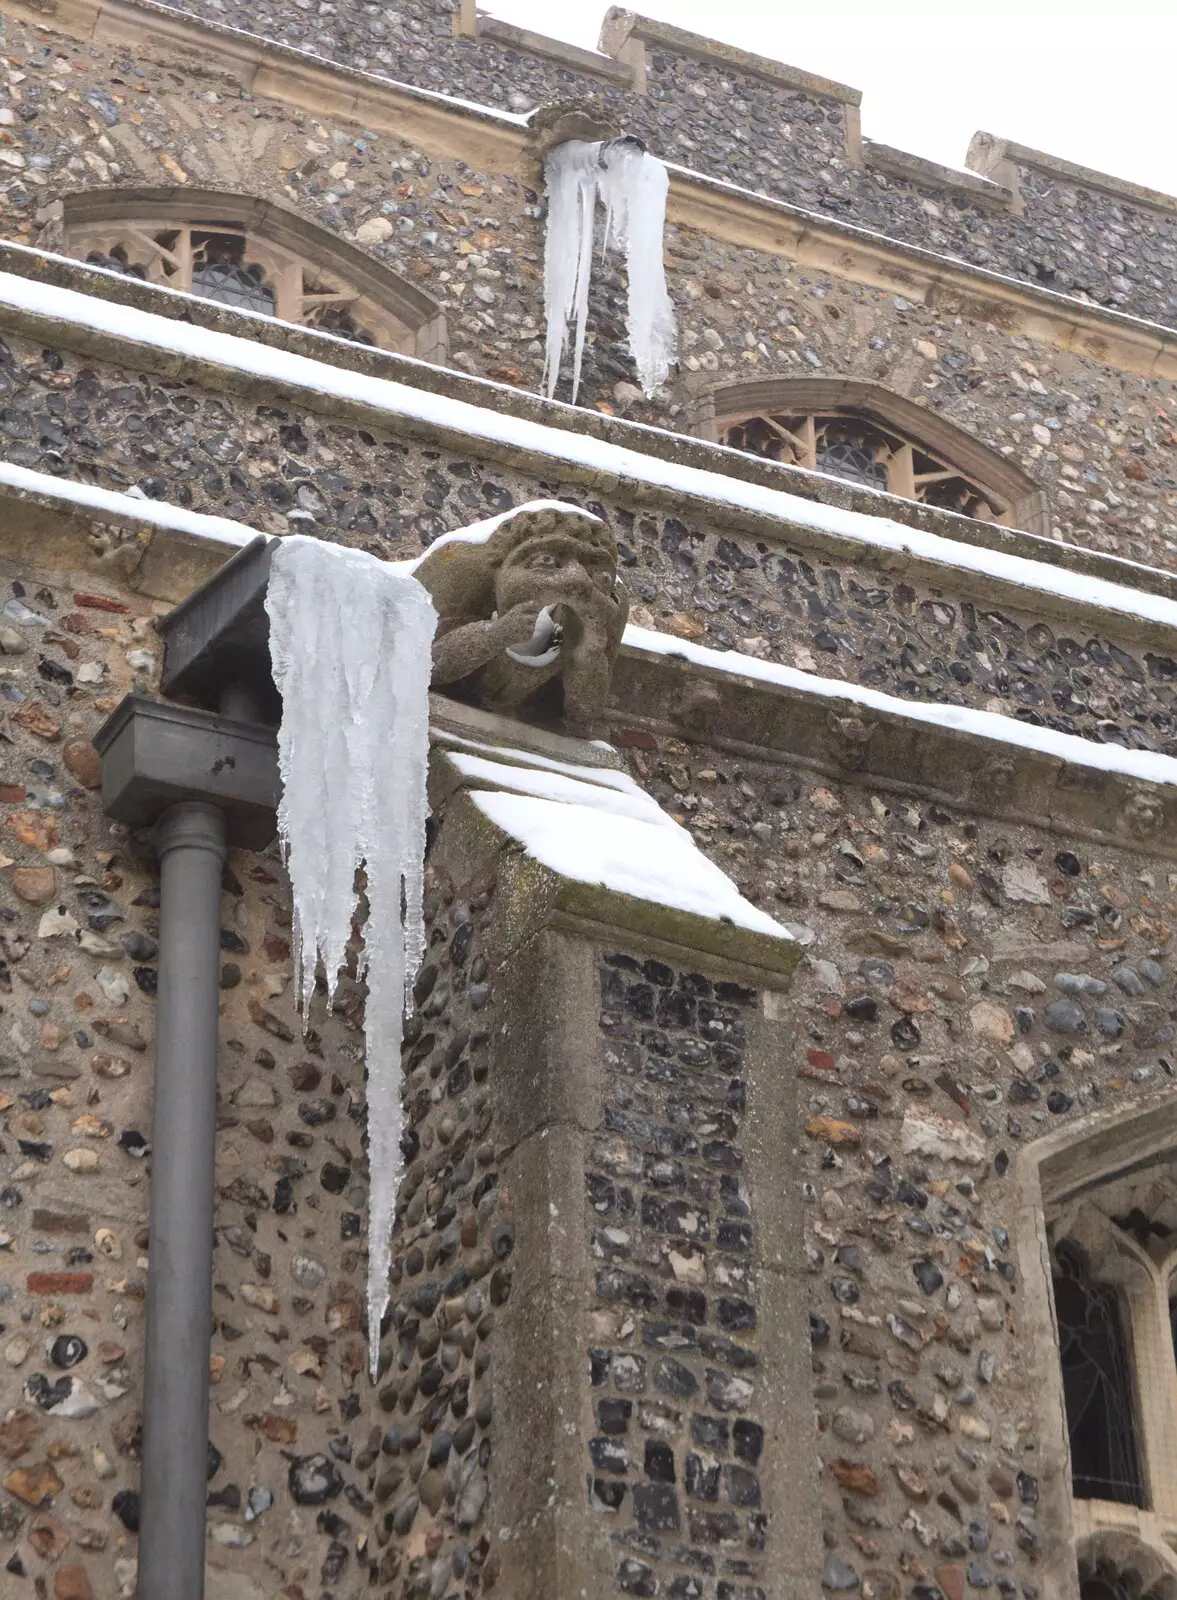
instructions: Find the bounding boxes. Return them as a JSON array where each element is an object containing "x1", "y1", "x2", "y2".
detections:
[
  {"x1": 0, "y1": 458, "x2": 261, "y2": 548},
  {"x1": 626, "y1": 624, "x2": 1177, "y2": 791},
  {"x1": 448, "y1": 741, "x2": 791, "y2": 941},
  {"x1": 4, "y1": 268, "x2": 1177, "y2": 634}
]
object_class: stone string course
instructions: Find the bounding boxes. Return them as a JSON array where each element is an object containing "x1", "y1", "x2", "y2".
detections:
[
  {"x1": 0, "y1": 12, "x2": 1176, "y2": 570},
  {"x1": 590, "y1": 952, "x2": 764, "y2": 1600}
]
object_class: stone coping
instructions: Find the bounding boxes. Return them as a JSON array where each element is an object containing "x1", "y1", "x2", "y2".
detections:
[
  {"x1": 6, "y1": 242, "x2": 1177, "y2": 632},
  {"x1": 969, "y1": 131, "x2": 1177, "y2": 219},
  {"x1": 5, "y1": 493, "x2": 1177, "y2": 869},
  {"x1": 862, "y1": 140, "x2": 1013, "y2": 209},
  {"x1": 598, "y1": 7, "x2": 861, "y2": 105},
  {"x1": 476, "y1": 15, "x2": 637, "y2": 89}
]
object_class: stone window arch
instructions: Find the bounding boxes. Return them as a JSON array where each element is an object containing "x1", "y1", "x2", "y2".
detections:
[
  {"x1": 1078, "y1": 1530, "x2": 1177, "y2": 1600},
  {"x1": 692, "y1": 377, "x2": 1049, "y2": 537},
  {"x1": 59, "y1": 188, "x2": 447, "y2": 362}
]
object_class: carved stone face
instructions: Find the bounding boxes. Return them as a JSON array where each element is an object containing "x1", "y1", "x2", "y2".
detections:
[
  {"x1": 494, "y1": 533, "x2": 617, "y2": 617},
  {"x1": 414, "y1": 505, "x2": 629, "y2": 737}
]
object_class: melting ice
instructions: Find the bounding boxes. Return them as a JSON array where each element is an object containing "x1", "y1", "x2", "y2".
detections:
[
  {"x1": 265, "y1": 536, "x2": 437, "y2": 1376},
  {"x1": 543, "y1": 136, "x2": 677, "y2": 403}
]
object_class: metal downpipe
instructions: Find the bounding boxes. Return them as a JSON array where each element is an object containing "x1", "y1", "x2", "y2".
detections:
[{"x1": 137, "y1": 800, "x2": 227, "y2": 1600}]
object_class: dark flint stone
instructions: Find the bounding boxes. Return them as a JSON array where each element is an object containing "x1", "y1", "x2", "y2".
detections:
[
  {"x1": 913, "y1": 1260, "x2": 944, "y2": 1294},
  {"x1": 26, "y1": 1373, "x2": 70, "y2": 1409},
  {"x1": 632, "y1": 1482, "x2": 680, "y2": 1532},
  {"x1": 890, "y1": 1017, "x2": 921, "y2": 1049},
  {"x1": 590, "y1": 1476, "x2": 626, "y2": 1512},
  {"x1": 723, "y1": 1464, "x2": 760, "y2": 1506},
  {"x1": 618, "y1": 1559, "x2": 657, "y2": 1597},
  {"x1": 644, "y1": 1439, "x2": 676, "y2": 1482},
  {"x1": 843, "y1": 996, "x2": 878, "y2": 1022},
  {"x1": 320, "y1": 1162, "x2": 350, "y2": 1193},
  {"x1": 654, "y1": 1358, "x2": 699, "y2": 1397},
  {"x1": 589, "y1": 1436, "x2": 628, "y2": 1474},
  {"x1": 288, "y1": 1453, "x2": 343, "y2": 1505},
  {"x1": 733, "y1": 1419, "x2": 764, "y2": 1463},
  {"x1": 596, "y1": 1398, "x2": 632, "y2": 1435},
  {"x1": 48, "y1": 1334, "x2": 87, "y2": 1369},
  {"x1": 684, "y1": 1452, "x2": 720, "y2": 1500},
  {"x1": 112, "y1": 1489, "x2": 140, "y2": 1531},
  {"x1": 691, "y1": 1415, "x2": 729, "y2": 1450},
  {"x1": 888, "y1": 1380, "x2": 916, "y2": 1410}
]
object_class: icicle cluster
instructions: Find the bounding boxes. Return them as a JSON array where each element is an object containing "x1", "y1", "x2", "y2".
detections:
[
  {"x1": 265, "y1": 536, "x2": 437, "y2": 1377},
  {"x1": 543, "y1": 136, "x2": 677, "y2": 403}
]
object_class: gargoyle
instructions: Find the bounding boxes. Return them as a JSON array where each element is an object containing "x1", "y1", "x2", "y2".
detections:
[{"x1": 413, "y1": 504, "x2": 628, "y2": 737}]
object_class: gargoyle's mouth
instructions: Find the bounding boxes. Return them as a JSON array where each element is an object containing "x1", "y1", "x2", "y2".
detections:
[{"x1": 506, "y1": 605, "x2": 563, "y2": 668}]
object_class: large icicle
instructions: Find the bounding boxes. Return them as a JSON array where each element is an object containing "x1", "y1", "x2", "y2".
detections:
[
  {"x1": 597, "y1": 139, "x2": 677, "y2": 401},
  {"x1": 265, "y1": 536, "x2": 437, "y2": 1377},
  {"x1": 542, "y1": 138, "x2": 601, "y2": 405},
  {"x1": 543, "y1": 136, "x2": 676, "y2": 403}
]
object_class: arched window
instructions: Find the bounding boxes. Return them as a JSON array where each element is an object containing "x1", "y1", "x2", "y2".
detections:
[
  {"x1": 59, "y1": 189, "x2": 447, "y2": 362},
  {"x1": 694, "y1": 378, "x2": 1048, "y2": 537}
]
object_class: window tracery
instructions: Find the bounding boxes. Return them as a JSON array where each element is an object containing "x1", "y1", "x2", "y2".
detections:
[
  {"x1": 694, "y1": 378, "x2": 1049, "y2": 537},
  {"x1": 1078, "y1": 1530, "x2": 1177, "y2": 1600},
  {"x1": 722, "y1": 407, "x2": 1003, "y2": 520},
  {"x1": 60, "y1": 191, "x2": 447, "y2": 363}
]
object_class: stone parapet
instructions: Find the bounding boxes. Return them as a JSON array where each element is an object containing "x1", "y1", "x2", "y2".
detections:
[{"x1": 597, "y1": 6, "x2": 862, "y2": 106}]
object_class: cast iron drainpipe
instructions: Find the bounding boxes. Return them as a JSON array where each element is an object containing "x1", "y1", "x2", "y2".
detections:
[
  {"x1": 137, "y1": 799, "x2": 227, "y2": 1600},
  {"x1": 130, "y1": 679, "x2": 273, "y2": 1600},
  {"x1": 93, "y1": 534, "x2": 282, "y2": 1599}
]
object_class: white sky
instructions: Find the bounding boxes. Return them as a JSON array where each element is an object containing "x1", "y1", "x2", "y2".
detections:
[{"x1": 484, "y1": 0, "x2": 1177, "y2": 196}]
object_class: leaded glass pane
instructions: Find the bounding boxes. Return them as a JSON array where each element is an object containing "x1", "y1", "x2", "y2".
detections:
[
  {"x1": 190, "y1": 260, "x2": 276, "y2": 316},
  {"x1": 1052, "y1": 1240, "x2": 1144, "y2": 1507}
]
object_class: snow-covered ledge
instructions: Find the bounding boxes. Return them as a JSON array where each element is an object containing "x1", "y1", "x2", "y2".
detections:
[{"x1": 428, "y1": 731, "x2": 804, "y2": 989}]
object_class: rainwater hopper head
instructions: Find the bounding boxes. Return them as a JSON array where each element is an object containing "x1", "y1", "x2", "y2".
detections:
[{"x1": 157, "y1": 533, "x2": 282, "y2": 725}]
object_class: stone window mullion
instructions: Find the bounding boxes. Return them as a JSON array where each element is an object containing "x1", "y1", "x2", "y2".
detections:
[{"x1": 1125, "y1": 1265, "x2": 1177, "y2": 1522}]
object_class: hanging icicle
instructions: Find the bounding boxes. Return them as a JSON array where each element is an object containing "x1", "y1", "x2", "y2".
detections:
[
  {"x1": 265, "y1": 536, "x2": 437, "y2": 1378},
  {"x1": 543, "y1": 135, "x2": 677, "y2": 404}
]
